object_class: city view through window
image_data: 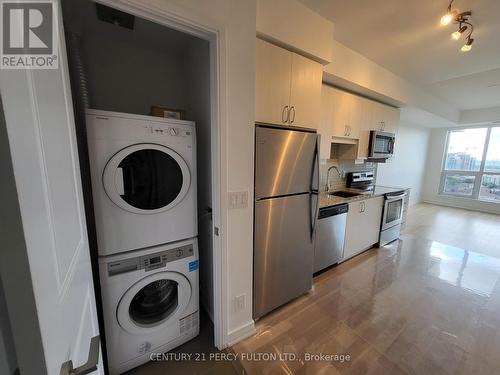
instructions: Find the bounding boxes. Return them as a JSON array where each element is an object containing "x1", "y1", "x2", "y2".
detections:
[{"x1": 442, "y1": 127, "x2": 500, "y2": 201}]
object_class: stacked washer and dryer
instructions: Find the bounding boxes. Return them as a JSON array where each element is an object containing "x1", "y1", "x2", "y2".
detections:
[{"x1": 86, "y1": 109, "x2": 200, "y2": 374}]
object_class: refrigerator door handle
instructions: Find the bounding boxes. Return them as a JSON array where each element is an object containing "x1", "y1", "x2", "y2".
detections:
[
  {"x1": 310, "y1": 192, "x2": 319, "y2": 240},
  {"x1": 310, "y1": 135, "x2": 320, "y2": 193},
  {"x1": 310, "y1": 135, "x2": 320, "y2": 239}
]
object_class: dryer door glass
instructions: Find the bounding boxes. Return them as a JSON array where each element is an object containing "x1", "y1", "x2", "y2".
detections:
[
  {"x1": 129, "y1": 279, "x2": 178, "y2": 325},
  {"x1": 118, "y1": 149, "x2": 183, "y2": 210}
]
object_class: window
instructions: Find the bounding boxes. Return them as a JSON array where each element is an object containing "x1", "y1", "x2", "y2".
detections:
[{"x1": 441, "y1": 126, "x2": 500, "y2": 202}]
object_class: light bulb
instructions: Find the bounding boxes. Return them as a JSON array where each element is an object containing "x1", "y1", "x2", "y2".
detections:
[
  {"x1": 461, "y1": 37, "x2": 474, "y2": 52},
  {"x1": 441, "y1": 13, "x2": 453, "y2": 26},
  {"x1": 452, "y1": 25, "x2": 468, "y2": 40}
]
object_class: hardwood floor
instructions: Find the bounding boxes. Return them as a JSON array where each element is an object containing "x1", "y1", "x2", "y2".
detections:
[
  {"x1": 233, "y1": 204, "x2": 500, "y2": 375},
  {"x1": 404, "y1": 203, "x2": 500, "y2": 259}
]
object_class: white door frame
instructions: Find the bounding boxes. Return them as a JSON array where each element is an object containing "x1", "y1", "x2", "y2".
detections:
[{"x1": 92, "y1": 0, "x2": 228, "y2": 348}]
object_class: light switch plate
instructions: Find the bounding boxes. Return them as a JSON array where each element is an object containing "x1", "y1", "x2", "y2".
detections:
[
  {"x1": 234, "y1": 294, "x2": 246, "y2": 312},
  {"x1": 228, "y1": 191, "x2": 248, "y2": 209}
]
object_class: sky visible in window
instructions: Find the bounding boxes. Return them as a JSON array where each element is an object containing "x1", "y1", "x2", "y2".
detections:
[
  {"x1": 448, "y1": 127, "x2": 500, "y2": 161},
  {"x1": 486, "y1": 127, "x2": 500, "y2": 161},
  {"x1": 447, "y1": 128, "x2": 487, "y2": 160}
]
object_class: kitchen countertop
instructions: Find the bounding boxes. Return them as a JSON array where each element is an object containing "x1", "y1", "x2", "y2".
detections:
[{"x1": 319, "y1": 185, "x2": 409, "y2": 209}]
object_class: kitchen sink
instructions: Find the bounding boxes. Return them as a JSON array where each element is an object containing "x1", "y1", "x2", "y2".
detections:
[{"x1": 328, "y1": 191, "x2": 363, "y2": 198}]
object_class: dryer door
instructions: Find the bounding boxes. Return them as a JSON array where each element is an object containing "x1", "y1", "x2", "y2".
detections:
[
  {"x1": 117, "y1": 271, "x2": 192, "y2": 335},
  {"x1": 103, "y1": 143, "x2": 191, "y2": 214}
]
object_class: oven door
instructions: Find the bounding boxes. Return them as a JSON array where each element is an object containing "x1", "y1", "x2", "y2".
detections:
[
  {"x1": 381, "y1": 193, "x2": 406, "y2": 231},
  {"x1": 370, "y1": 131, "x2": 395, "y2": 158}
]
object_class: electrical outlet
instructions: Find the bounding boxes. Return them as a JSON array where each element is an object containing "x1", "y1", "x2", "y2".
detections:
[
  {"x1": 234, "y1": 294, "x2": 246, "y2": 312},
  {"x1": 228, "y1": 191, "x2": 248, "y2": 209}
]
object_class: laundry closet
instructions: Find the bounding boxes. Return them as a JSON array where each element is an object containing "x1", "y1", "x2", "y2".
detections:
[{"x1": 61, "y1": 1, "x2": 215, "y2": 374}]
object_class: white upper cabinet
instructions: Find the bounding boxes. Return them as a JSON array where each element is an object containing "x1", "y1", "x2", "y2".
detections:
[
  {"x1": 365, "y1": 99, "x2": 399, "y2": 133},
  {"x1": 256, "y1": 38, "x2": 293, "y2": 126},
  {"x1": 289, "y1": 53, "x2": 323, "y2": 129},
  {"x1": 384, "y1": 106, "x2": 400, "y2": 134},
  {"x1": 256, "y1": 38, "x2": 322, "y2": 129},
  {"x1": 318, "y1": 84, "x2": 400, "y2": 160},
  {"x1": 319, "y1": 85, "x2": 333, "y2": 159},
  {"x1": 356, "y1": 97, "x2": 372, "y2": 160},
  {"x1": 322, "y1": 85, "x2": 362, "y2": 140}
]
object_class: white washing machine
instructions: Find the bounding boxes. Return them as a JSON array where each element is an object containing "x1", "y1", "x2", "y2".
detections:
[
  {"x1": 99, "y1": 238, "x2": 200, "y2": 374},
  {"x1": 86, "y1": 109, "x2": 197, "y2": 256}
]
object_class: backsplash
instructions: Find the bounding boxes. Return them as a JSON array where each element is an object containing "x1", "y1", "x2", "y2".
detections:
[{"x1": 319, "y1": 158, "x2": 377, "y2": 192}]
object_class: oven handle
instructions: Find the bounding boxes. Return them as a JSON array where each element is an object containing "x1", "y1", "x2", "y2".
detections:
[
  {"x1": 386, "y1": 193, "x2": 406, "y2": 200},
  {"x1": 388, "y1": 138, "x2": 395, "y2": 154}
]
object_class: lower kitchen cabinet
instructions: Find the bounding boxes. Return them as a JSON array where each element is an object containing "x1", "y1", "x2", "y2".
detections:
[{"x1": 343, "y1": 196, "x2": 384, "y2": 261}]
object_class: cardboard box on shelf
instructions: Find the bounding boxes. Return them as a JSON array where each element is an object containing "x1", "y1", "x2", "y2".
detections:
[{"x1": 150, "y1": 105, "x2": 186, "y2": 120}]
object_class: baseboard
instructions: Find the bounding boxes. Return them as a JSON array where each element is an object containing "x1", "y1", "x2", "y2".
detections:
[
  {"x1": 422, "y1": 198, "x2": 500, "y2": 215},
  {"x1": 226, "y1": 320, "x2": 256, "y2": 347}
]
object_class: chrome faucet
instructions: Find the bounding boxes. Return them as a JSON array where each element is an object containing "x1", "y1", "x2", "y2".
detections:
[{"x1": 326, "y1": 165, "x2": 342, "y2": 191}]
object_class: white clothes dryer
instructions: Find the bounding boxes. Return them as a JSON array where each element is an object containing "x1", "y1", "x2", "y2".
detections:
[
  {"x1": 99, "y1": 238, "x2": 199, "y2": 374},
  {"x1": 86, "y1": 109, "x2": 197, "y2": 256}
]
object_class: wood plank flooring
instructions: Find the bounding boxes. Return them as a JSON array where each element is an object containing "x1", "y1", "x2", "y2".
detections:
[
  {"x1": 403, "y1": 203, "x2": 500, "y2": 259},
  {"x1": 233, "y1": 204, "x2": 500, "y2": 375}
]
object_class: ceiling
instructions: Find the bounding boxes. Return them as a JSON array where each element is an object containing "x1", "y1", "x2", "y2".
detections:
[
  {"x1": 427, "y1": 68, "x2": 500, "y2": 110},
  {"x1": 301, "y1": 0, "x2": 500, "y2": 110}
]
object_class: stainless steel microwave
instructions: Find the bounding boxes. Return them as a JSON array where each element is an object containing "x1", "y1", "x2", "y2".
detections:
[{"x1": 368, "y1": 131, "x2": 395, "y2": 159}]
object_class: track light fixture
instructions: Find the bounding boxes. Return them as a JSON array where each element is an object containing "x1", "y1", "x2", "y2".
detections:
[{"x1": 440, "y1": 0, "x2": 475, "y2": 52}]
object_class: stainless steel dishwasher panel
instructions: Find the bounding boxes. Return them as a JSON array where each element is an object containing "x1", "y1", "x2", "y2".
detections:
[{"x1": 314, "y1": 203, "x2": 348, "y2": 273}]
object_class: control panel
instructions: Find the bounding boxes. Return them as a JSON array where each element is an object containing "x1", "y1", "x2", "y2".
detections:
[
  {"x1": 107, "y1": 244, "x2": 194, "y2": 276},
  {"x1": 143, "y1": 124, "x2": 191, "y2": 138},
  {"x1": 347, "y1": 170, "x2": 375, "y2": 190}
]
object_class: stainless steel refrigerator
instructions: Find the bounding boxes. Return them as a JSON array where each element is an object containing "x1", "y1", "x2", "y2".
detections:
[{"x1": 253, "y1": 125, "x2": 319, "y2": 319}]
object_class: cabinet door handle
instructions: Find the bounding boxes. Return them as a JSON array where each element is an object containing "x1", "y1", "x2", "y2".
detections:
[
  {"x1": 359, "y1": 202, "x2": 365, "y2": 212},
  {"x1": 345, "y1": 125, "x2": 348, "y2": 136},
  {"x1": 348, "y1": 125, "x2": 351, "y2": 136},
  {"x1": 289, "y1": 106, "x2": 296, "y2": 124},
  {"x1": 282, "y1": 105, "x2": 289, "y2": 123}
]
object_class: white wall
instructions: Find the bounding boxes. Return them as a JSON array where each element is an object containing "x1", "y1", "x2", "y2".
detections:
[
  {"x1": 256, "y1": 0, "x2": 334, "y2": 64},
  {"x1": 460, "y1": 106, "x2": 500, "y2": 124},
  {"x1": 324, "y1": 41, "x2": 460, "y2": 124},
  {"x1": 376, "y1": 123, "x2": 431, "y2": 206},
  {"x1": 61, "y1": 0, "x2": 194, "y2": 116},
  {"x1": 84, "y1": 38, "x2": 185, "y2": 115},
  {"x1": 422, "y1": 128, "x2": 500, "y2": 215}
]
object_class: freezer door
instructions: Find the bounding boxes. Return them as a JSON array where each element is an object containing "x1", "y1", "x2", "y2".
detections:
[
  {"x1": 254, "y1": 194, "x2": 314, "y2": 318},
  {"x1": 255, "y1": 126, "x2": 318, "y2": 199}
]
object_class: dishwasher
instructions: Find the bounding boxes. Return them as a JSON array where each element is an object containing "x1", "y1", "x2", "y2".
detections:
[{"x1": 314, "y1": 203, "x2": 348, "y2": 273}]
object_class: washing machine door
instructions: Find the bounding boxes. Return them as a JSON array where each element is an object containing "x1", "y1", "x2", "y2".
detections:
[
  {"x1": 117, "y1": 271, "x2": 192, "y2": 335},
  {"x1": 103, "y1": 143, "x2": 191, "y2": 214}
]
